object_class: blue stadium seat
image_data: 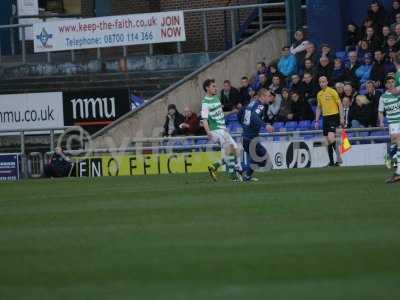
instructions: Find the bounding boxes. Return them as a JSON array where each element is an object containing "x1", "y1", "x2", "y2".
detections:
[
  {"x1": 273, "y1": 122, "x2": 284, "y2": 131},
  {"x1": 298, "y1": 120, "x2": 312, "y2": 130},
  {"x1": 225, "y1": 114, "x2": 238, "y2": 123},
  {"x1": 359, "y1": 131, "x2": 370, "y2": 144},
  {"x1": 285, "y1": 121, "x2": 298, "y2": 131}
]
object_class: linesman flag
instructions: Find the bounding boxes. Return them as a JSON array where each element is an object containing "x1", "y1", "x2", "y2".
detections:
[{"x1": 340, "y1": 128, "x2": 352, "y2": 154}]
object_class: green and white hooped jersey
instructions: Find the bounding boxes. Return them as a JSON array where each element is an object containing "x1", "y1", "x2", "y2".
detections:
[
  {"x1": 395, "y1": 70, "x2": 400, "y2": 87},
  {"x1": 201, "y1": 95, "x2": 226, "y2": 131},
  {"x1": 379, "y1": 92, "x2": 400, "y2": 125}
]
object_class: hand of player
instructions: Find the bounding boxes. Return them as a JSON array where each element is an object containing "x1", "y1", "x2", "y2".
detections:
[
  {"x1": 340, "y1": 117, "x2": 345, "y2": 127},
  {"x1": 379, "y1": 121, "x2": 385, "y2": 128},
  {"x1": 314, "y1": 121, "x2": 320, "y2": 130}
]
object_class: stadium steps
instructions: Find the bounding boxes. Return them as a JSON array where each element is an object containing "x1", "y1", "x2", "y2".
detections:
[
  {"x1": 236, "y1": 0, "x2": 306, "y2": 44},
  {"x1": 0, "y1": 69, "x2": 195, "y2": 99}
]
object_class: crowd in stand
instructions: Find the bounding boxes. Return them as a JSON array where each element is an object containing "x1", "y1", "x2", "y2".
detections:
[{"x1": 163, "y1": 0, "x2": 396, "y2": 137}]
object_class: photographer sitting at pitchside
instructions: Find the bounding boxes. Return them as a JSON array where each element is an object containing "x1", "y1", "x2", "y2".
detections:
[{"x1": 44, "y1": 147, "x2": 73, "y2": 178}]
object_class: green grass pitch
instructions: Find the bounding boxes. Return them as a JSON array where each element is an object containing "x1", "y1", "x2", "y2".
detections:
[{"x1": 0, "y1": 166, "x2": 399, "y2": 300}]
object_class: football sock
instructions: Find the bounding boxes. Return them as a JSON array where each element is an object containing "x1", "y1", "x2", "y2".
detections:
[
  {"x1": 212, "y1": 160, "x2": 223, "y2": 169},
  {"x1": 227, "y1": 156, "x2": 236, "y2": 174},
  {"x1": 390, "y1": 144, "x2": 398, "y2": 159},
  {"x1": 328, "y1": 143, "x2": 334, "y2": 164},
  {"x1": 235, "y1": 155, "x2": 242, "y2": 171}
]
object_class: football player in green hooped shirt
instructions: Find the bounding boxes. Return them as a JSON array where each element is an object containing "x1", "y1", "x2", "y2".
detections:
[
  {"x1": 379, "y1": 76, "x2": 400, "y2": 183},
  {"x1": 201, "y1": 79, "x2": 243, "y2": 182},
  {"x1": 384, "y1": 52, "x2": 400, "y2": 171}
]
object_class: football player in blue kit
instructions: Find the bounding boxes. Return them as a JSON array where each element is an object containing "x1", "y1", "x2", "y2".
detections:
[{"x1": 238, "y1": 88, "x2": 276, "y2": 181}]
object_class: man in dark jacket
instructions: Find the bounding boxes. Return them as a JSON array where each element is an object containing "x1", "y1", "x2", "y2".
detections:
[
  {"x1": 220, "y1": 80, "x2": 241, "y2": 112},
  {"x1": 365, "y1": 80, "x2": 382, "y2": 126},
  {"x1": 239, "y1": 76, "x2": 252, "y2": 107},
  {"x1": 316, "y1": 56, "x2": 333, "y2": 83},
  {"x1": 163, "y1": 104, "x2": 184, "y2": 136},
  {"x1": 303, "y1": 72, "x2": 319, "y2": 105},
  {"x1": 370, "y1": 49, "x2": 396, "y2": 88},
  {"x1": 344, "y1": 50, "x2": 361, "y2": 88}
]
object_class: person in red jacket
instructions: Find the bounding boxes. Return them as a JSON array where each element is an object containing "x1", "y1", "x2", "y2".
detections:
[{"x1": 179, "y1": 106, "x2": 199, "y2": 136}]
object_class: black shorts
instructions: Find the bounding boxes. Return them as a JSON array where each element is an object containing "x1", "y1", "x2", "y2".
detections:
[{"x1": 323, "y1": 114, "x2": 340, "y2": 136}]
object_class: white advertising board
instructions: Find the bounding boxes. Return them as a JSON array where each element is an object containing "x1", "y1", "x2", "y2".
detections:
[{"x1": 33, "y1": 10, "x2": 186, "y2": 52}]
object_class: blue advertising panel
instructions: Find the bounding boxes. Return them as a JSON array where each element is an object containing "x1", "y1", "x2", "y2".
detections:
[{"x1": 0, "y1": 154, "x2": 20, "y2": 181}]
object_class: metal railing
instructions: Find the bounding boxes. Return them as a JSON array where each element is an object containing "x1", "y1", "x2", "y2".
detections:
[
  {"x1": 0, "y1": 2, "x2": 294, "y2": 65},
  {"x1": 0, "y1": 126, "x2": 84, "y2": 178},
  {"x1": 0, "y1": 126, "x2": 390, "y2": 179}
]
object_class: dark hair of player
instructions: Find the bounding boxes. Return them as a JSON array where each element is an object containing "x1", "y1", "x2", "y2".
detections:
[{"x1": 203, "y1": 79, "x2": 215, "y2": 92}]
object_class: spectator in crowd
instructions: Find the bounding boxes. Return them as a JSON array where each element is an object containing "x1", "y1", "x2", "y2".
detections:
[
  {"x1": 381, "y1": 25, "x2": 391, "y2": 46},
  {"x1": 365, "y1": 80, "x2": 382, "y2": 126},
  {"x1": 361, "y1": 17, "x2": 378, "y2": 37},
  {"x1": 370, "y1": 49, "x2": 396, "y2": 88},
  {"x1": 290, "y1": 30, "x2": 308, "y2": 62},
  {"x1": 355, "y1": 53, "x2": 373, "y2": 86},
  {"x1": 335, "y1": 82, "x2": 345, "y2": 99},
  {"x1": 365, "y1": 27, "x2": 381, "y2": 52},
  {"x1": 390, "y1": 13, "x2": 400, "y2": 31},
  {"x1": 358, "y1": 39, "x2": 372, "y2": 62},
  {"x1": 266, "y1": 63, "x2": 284, "y2": 83},
  {"x1": 220, "y1": 80, "x2": 241, "y2": 111},
  {"x1": 265, "y1": 91, "x2": 282, "y2": 123},
  {"x1": 342, "y1": 96, "x2": 352, "y2": 128},
  {"x1": 163, "y1": 104, "x2": 184, "y2": 137},
  {"x1": 320, "y1": 43, "x2": 334, "y2": 60},
  {"x1": 250, "y1": 61, "x2": 267, "y2": 89},
  {"x1": 367, "y1": 1, "x2": 387, "y2": 28},
  {"x1": 303, "y1": 72, "x2": 319, "y2": 105},
  {"x1": 388, "y1": 0, "x2": 400, "y2": 24},
  {"x1": 343, "y1": 82, "x2": 358, "y2": 103},
  {"x1": 332, "y1": 58, "x2": 346, "y2": 84},
  {"x1": 300, "y1": 58, "x2": 317, "y2": 77},
  {"x1": 290, "y1": 74, "x2": 305, "y2": 96},
  {"x1": 383, "y1": 34, "x2": 400, "y2": 55},
  {"x1": 278, "y1": 46, "x2": 297, "y2": 77},
  {"x1": 290, "y1": 91, "x2": 314, "y2": 121},
  {"x1": 239, "y1": 76, "x2": 252, "y2": 107},
  {"x1": 179, "y1": 106, "x2": 199, "y2": 136},
  {"x1": 349, "y1": 95, "x2": 373, "y2": 128},
  {"x1": 346, "y1": 22, "x2": 361, "y2": 50},
  {"x1": 301, "y1": 42, "x2": 318, "y2": 69},
  {"x1": 345, "y1": 51, "x2": 361, "y2": 87},
  {"x1": 395, "y1": 23, "x2": 400, "y2": 39},
  {"x1": 316, "y1": 56, "x2": 333, "y2": 82},
  {"x1": 44, "y1": 147, "x2": 73, "y2": 178},
  {"x1": 253, "y1": 73, "x2": 269, "y2": 92},
  {"x1": 269, "y1": 75, "x2": 283, "y2": 94},
  {"x1": 277, "y1": 88, "x2": 293, "y2": 121}
]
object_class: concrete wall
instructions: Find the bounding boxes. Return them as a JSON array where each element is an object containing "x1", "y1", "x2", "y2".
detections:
[{"x1": 92, "y1": 25, "x2": 286, "y2": 148}]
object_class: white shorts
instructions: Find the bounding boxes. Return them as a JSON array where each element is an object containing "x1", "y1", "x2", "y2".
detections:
[
  {"x1": 389, "y1": 123, "x2": 400, "y2": 135},
  {"x1": 210, "y1": 129, "x2": 238, "y2": 149}
]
